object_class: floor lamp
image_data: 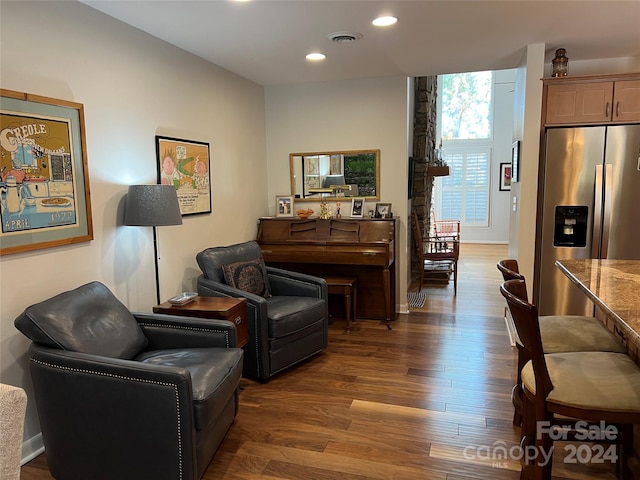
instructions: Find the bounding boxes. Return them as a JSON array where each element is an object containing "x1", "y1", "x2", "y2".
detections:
[{"x1": 124, "y1": 185, "x2": 183, "y2": 305}]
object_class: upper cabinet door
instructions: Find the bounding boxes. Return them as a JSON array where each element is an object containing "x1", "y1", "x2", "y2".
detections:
[
  {"x1": 545, "y1": 82, "x2": 614, "y2": 125},
  {"x1": 613, "y1": 80, "x2": 640, "y2": 123}
]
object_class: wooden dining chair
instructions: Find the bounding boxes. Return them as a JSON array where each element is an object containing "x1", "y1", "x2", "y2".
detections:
[
  {"x1": 500, "y1": 279, "x2": 640, "y2": 480},
  {"x1": 430, "y1": 209, "x2": 460, "y2": 240},
  {"x1": 497, "y1": 259, "x2": 627, "y2": 427},
  {"x1": 411, "y1": 211, "x2": 459, "y2": 294}
]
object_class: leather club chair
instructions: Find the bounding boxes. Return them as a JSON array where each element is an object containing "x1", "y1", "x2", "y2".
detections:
[
  {"x1": 14, "y1": 281, "x2": 243, "y2": 480},
  {"x1": 196, "y1": 240, "x2": 328, "y2": 381}
]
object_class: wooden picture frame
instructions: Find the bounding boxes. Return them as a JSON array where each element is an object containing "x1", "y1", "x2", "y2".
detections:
[
  {"x1": 350, "y1": 197, "x2": 365, "y2": 218},
  {"x1": 511, "y1": 140, "x2": 520, "y2": 183},
  {"x1": 0, "y1": 89, "x2": 93, "y2": 256},
  {"x1": 375, "y1": 202, "x2": 392, "y2": 218},
  {"x1": 156, "y1": 135, "x2": 211, "y2": 216},
  {"x1": 276, "y1": 195, "x2": 294, "y2": 217},
  {"x1": 499, "y1": 162, "x2": 512, "y2": 191}
]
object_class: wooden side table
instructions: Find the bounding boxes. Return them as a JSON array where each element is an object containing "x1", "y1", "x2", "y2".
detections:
[{"x1": 153, "y1": 296, "x2": 248, "y2": 348}]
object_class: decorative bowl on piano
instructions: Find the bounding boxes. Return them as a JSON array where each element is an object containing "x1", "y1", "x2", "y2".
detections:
[{"x1": 296, "y1": 209, "x2": 314, "y2": 219}]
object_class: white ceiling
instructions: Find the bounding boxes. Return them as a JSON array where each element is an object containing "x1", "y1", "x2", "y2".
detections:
[{"x1": 81, "y1": 0, "x2": 640, "y2": 86}]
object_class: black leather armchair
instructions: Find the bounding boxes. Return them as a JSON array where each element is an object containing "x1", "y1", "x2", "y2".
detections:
[
  {"x1": 196, "y1": 240, "x2": 328, "y2": 381},
  {"x1": 14, "y1": 281, "x2": 243, "y2": 480}
]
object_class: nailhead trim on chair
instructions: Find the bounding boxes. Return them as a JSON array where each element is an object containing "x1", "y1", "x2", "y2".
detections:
[
  {"x1": 138, "y1": 323, "x2": 231, "y2": 348},
  {"x1": 30, "y1": 358, "x2": 184, "y2": 480}
]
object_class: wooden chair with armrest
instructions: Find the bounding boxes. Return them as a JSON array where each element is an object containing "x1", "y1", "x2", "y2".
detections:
[
  {"x1": 497, "y1": 259, "x2": 627, "y2": 427},
  {"x1": 430, "y1": 209, "x2": 461, "y2": 240},
  {"x1": 500, "y1": 279, "x2": 640, "y2": 480},
  {"x1": 411, "y1": 211, "x2": 459, "y2": 294}
]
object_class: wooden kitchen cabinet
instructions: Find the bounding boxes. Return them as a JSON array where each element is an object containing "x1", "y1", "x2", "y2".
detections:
[{"x1": 543, "y1": 73, "x2": 640, "y2": 125}]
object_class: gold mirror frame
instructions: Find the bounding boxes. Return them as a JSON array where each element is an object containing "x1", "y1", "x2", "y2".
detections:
[{"x1": 289, "y1": 149, "x2": 380, "y2": 202}]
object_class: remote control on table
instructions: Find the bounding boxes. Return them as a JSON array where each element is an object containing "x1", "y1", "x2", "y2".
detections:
[{"x1": 168, "y1": 292, "x2": 198, "y2": 306}]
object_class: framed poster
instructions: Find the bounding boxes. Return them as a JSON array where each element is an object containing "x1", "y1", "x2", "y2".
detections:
[
  {"x1": 156, "y1": 135, "x2": 211, "y2": 216},
  {"x1": 0, "y1": 89, "x2": 93, "y2": 256},
  {"x1": 499, "y1": 162, "x2": 512, "y2": 191}
]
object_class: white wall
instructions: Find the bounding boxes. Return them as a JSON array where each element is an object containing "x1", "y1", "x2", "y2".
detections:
[
  {"x1": 0, "y1": 1, "x2": 268, "y2": 459},
  {"x1": 265, "y1": 77, "x2": 410, "y2": 312}
]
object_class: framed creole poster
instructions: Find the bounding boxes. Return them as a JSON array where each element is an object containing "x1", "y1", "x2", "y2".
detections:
[
  {"x1": 156, "y1": 135, "x2": 211, "y2": 216},
  {"x1": 0, "y1": 89, "x2": 93, "y2": 256}
]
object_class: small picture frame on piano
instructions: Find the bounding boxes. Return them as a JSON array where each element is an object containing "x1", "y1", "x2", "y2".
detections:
[
  {"x1": 375, "y1": 202, "x2": 392, "y2": 218},
  {"x1": 350, "y1": 198, "x2": 365, "y2": 218},
  {"x1": 275, "y1": 195, "x2": 294, "y2": 217}
]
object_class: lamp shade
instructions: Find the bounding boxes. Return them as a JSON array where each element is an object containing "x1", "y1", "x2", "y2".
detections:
[{"x1": 124, "y1": 185, "x2": 183, "y2": 227}]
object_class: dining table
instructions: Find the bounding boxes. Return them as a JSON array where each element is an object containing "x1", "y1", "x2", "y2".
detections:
[{"x1": 556, "y1": 258, "x2": 640, "y2": 476}]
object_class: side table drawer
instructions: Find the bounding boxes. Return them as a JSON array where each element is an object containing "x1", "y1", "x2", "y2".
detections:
[{"x1": 229, "y1": 311, "x2": 248, "y2": 348}]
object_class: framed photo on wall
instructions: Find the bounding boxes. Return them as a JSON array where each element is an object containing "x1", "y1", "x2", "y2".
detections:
[
  {"x1": 276, "y1": 195, "x2": 294, "y2": 217},
  {"x1": 156, "y1": 135, "x2": 211, "y2": 216},
  {"x1": 0, "y1": 89, "x2": 93, "y2": 256},
  {"x1": 499, "y1": 162, "x2": 512, "y2": 191},
  {"x1": 350, "y1": 197, "x2": 365, "y2": 217}
]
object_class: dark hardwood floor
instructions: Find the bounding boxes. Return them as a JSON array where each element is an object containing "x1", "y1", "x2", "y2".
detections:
[{"x1": 20, "y1": 244, "x2": 618, "y2": 479}]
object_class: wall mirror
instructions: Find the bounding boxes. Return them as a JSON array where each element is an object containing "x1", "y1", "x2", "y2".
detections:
[{"x1": 290, "y1": 149, "x2": 380, "y2": 202}]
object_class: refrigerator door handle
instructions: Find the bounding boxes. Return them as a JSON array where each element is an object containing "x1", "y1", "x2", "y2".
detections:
[
  {"x1": 601, "y1": 163, "x2": 613, "y2": 259},
  {"x1": 592, "y1": 164, "x2": 604, "y2": 258}
]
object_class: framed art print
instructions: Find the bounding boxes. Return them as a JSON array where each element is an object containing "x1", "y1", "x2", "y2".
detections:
[
  {"x1": 0, "y1": 89, "x2": 93, "y2": 256},
  {"x1": 499, "y1": 162, "x2": 512, "y2": 191},
  {"x1": 156, "y1": 135, "x2": 211, "y2": 216},
  {"x1": 511, "y1": 141, "x2": 520, "y2": 183}
]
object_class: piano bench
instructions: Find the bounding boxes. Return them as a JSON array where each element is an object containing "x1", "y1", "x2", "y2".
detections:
[{"x1": 325, "y1": 276, "x2": 357, "y2": 332}]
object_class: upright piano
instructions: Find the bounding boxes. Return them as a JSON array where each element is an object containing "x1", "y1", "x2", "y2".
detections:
[{"x1": 256, "y1": 217, "x2": 397, "y2": 323}]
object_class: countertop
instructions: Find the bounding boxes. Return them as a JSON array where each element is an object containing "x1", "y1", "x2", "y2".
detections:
[{"x1": 555, "y1": 259, "x2": 640, "y2": 351}]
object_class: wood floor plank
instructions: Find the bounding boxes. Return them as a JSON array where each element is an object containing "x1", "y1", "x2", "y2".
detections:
[{"x1": 20, "y1": 244, "x2": 617, "y2": 479}]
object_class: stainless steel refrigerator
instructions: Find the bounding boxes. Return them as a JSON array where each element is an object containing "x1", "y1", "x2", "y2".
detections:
[{"x1": 535, "y1": 125, "x2": 640, "y2": 316}]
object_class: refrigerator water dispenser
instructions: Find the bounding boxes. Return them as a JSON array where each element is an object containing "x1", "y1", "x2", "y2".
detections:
[{"x1": 553, "y1": 206, "x2": 588, "y2": 247}]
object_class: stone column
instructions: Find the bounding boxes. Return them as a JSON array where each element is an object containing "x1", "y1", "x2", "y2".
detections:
[{"x1": 411, "y1": 76, "x2": 438, "y2": 286}]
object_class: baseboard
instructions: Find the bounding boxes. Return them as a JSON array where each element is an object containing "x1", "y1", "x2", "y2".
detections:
[
  {"x1": 460, "y1": 240, "x2": 509, "y2": 245},
  {"x1": 21, "y1": 433, "x2": 44, "y2": 465}
]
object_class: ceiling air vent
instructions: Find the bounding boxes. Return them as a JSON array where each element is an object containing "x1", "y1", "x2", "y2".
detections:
[{"x1": 328, "y1": 32, "x2": 363, "y2": 43}]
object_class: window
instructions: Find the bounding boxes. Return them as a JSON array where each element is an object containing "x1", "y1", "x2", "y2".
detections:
[
  {"x1": 440, "y1": 147, "x2": 491, "y2": 226},
  {"x1": 440, "y1": 71, "x2": 492, "y2": 140},
  {"x1": 435, "y1": 71, "x2": 493, "y2": 227}
]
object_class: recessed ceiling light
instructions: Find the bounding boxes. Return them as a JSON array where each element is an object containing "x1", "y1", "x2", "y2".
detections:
[
  {"x1": 306, "y1": 53, "x2": 326, "y2": 61},
  {"x1": 372, "y1": 16, "x2": 398, "y2": 27}
]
